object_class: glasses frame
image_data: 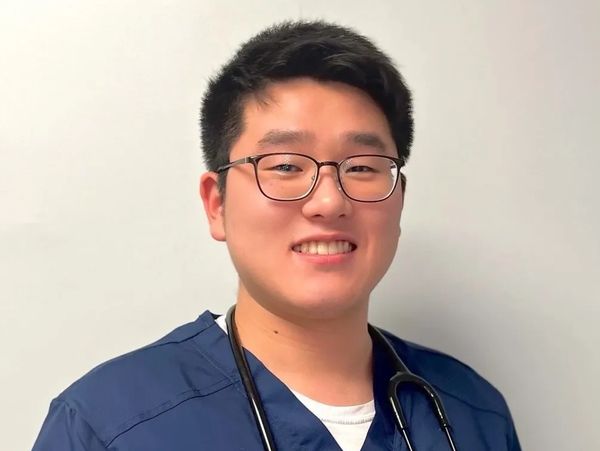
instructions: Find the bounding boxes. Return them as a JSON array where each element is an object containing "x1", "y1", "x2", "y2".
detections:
[{"x1": 216, "y1": 152, "x2": 406, "y2": 203}]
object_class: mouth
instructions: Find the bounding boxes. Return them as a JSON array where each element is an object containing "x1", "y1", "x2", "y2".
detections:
[{"x1": 291, "y1": 240, "x2": 357, "y2": 256}]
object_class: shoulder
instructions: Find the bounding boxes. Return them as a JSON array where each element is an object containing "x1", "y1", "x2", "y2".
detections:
[
  {"x1": 381, "y1": 329, "x2": 512, "y2": 419},
  {"x1": 53, "y1": 311, "x2": 233, "y2": 446}
]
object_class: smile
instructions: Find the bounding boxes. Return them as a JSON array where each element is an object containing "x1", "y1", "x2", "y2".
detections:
[{"x1": 291, "y1": 240, "x2": 356, "y2": 255}]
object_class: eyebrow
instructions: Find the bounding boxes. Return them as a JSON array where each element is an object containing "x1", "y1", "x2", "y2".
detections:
[
  {"x1": 257, "y1": 130, "x2": 314, "y2": 149},
  {"x1": 343, "y1": 132, "x2": 387, "y2": 153},
  {"x1": 256, "y1": 129, "x2": 389, "y2": 153}
]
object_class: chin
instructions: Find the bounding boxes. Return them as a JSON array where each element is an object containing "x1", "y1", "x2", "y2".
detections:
[
  {"x1": 280, "y1": 291, "x2": 367, "y2": 321},
  {"x1": 238, "y1": 277, "x2": 370, "y2": 321}
]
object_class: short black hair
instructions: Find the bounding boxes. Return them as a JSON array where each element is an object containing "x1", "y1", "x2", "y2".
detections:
[{"x1": 200, "y1": 20, "x2": 413, "y2": 192}]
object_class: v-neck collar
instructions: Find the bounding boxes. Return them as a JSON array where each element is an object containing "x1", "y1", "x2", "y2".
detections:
[{"x1": 193, "y1": 311, "x2": 402, "y2": 450}]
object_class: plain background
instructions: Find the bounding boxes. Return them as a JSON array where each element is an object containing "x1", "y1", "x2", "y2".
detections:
[{"x1": 1, "y1": 1, "x2": 598, "y2": 449}]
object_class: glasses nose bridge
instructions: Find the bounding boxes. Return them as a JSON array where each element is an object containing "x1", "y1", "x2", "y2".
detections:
[
  {"x1": 314, "y1": 160, "x2": 342, "y2": 185},
  {"x1": 316, "y1": 160, "x2": 341, "y2": 175},
  {"x1": 318, "y1": 160, "x2": 340, "y2": 169}
]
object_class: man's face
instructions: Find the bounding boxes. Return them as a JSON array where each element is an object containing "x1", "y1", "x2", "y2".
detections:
[{"x1": 201, "y1": 78, "x2": 404, "y2": 320}]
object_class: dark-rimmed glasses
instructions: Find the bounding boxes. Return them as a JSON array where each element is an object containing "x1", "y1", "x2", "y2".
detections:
[{"x1": 216, "y1": 153, "x2": 406, "y2": 202}]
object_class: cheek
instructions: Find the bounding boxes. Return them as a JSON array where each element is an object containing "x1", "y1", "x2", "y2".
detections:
[
  {"x1": 376, "y1": 219, "x2": 400, "y2": 263},
  {"x1": 373, "y1": 189, "x2": 403, "y2": 225},
  {"x1": 367, "y1": 202, "x2": 402, "y2": 268},
  {"x1": 223, "y1": 190, "x2": 292, "y2": 264},
  {"x1": 222, "y1": 194, "x2": 298, "y2": 306}
]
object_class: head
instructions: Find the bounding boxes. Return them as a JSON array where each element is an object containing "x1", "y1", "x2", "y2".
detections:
[{"x1": 200, "y1": 21, "x2": 414, "y2": 321}]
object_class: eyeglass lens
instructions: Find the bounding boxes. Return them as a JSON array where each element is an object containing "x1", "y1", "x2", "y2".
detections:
[{"x1": 255, "y1": 154, "x2": 399, "y2": 201}]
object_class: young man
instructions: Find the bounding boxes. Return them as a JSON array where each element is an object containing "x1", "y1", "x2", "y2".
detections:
[{"x1": 34, "y1": 21, "x2": 521, "y2": 450}]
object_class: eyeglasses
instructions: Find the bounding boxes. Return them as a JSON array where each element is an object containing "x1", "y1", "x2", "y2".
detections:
[{"x1": 216, "y1": 152, "x2": 406, "y2": 202}]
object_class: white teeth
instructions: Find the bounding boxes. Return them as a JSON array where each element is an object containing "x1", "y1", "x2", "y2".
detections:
[
  {"x1": 328, "y1": 241, "x2": 338, "y2": 254},
  {"x1": 292, "y1": 240, "x2": 354, "y2": 255},
  {"x1": 317, "y1": 242, "x2": 328, "y2": 255}
]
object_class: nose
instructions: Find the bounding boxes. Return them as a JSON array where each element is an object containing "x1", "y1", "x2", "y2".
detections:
[{"x1": 301, "y1": 165, "x2": 353, "y2": 220}]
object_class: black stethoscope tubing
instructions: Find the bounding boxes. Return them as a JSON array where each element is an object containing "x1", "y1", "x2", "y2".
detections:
[{"x1": 225, "y1": 306, "x2": 458, "y2": 451}]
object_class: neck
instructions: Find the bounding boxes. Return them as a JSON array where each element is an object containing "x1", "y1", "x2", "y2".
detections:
[{"x1": 233, "y1": 286, "x2": 373, "y2": 406}]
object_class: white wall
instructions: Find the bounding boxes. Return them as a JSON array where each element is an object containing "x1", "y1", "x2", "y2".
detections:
[{"x1": 1, "y1": 1, "x2": 598, "y2": 449}]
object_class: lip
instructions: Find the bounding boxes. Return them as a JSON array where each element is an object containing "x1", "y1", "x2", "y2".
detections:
[{"x1": 292, "y1": 251, "x2": 353, "y2": 265}]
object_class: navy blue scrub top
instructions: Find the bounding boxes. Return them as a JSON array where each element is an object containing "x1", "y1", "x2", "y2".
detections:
[{"x1": 33, "y1": 311, "x2": 521, "y2": 450}]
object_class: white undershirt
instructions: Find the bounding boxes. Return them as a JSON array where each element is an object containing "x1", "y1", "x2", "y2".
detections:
[{"x1": 215, "y1": 315, "x2": 374, "y2": 451}]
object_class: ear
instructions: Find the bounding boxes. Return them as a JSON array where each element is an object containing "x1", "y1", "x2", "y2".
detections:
[
  {"x1": 398, "y1": 174, "x2": 407, "y2": 237},
  {"x1": 199, "y1": 172, "x2": 226, "y2": 241},
  {"x1": 400, "y1": 173, "x2": 407, "y2": 214}
]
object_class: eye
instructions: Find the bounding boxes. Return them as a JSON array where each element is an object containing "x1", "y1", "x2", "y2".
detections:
[
  {"x1": 269, "y1": 163, "x2": 303, "y2": 172},
  {"x1": 346, "y1": 165, "x2": 377, "y2": 173}
]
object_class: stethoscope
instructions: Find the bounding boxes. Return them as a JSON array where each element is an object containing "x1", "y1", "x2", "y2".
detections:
[{"x1": 225, "y1": 306, "x2": 459, "y2": 451}]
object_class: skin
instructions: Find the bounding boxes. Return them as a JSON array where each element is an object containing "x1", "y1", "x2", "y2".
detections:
[{"x1": 200, "y1": 78, "x2": 405, "y2": 405}]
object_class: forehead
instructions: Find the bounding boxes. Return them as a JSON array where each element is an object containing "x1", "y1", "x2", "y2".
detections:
[{"x1": 231, "y1": 78, "x2": 395, "y2": 159}]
